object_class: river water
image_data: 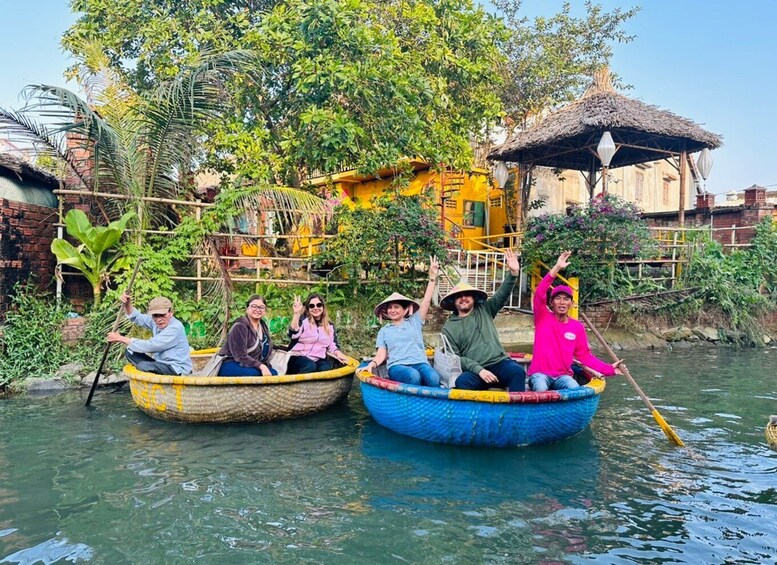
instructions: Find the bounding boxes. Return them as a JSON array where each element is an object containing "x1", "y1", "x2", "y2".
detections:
[{"x1": 0, "y1": 347, "x2": 775, "y2": 564}]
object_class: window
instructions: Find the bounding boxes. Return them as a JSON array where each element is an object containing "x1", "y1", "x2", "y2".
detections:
[
  {"x1": 662, "y1": 179, "x2": 670, "y2": 206},
  {"x1": 635, "y1": 172, "x2": 644, "y2": 201},
  {"x1": 444, "y1": 199, "x2": 457, "y2": 210},
  {"x1": 489, "y1": 196, "x2": 503, "y2": 208},
  {"x1": 463, "y1": 200, "x2": 485, "y2": 228}
]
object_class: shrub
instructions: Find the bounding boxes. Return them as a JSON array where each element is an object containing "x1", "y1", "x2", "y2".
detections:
[
  {"x1": 521, "y1": 195, "x2": 659, "y2": 301},
  {"x1": 0, "y1": 285, "x2": 70, "y2": 386}
]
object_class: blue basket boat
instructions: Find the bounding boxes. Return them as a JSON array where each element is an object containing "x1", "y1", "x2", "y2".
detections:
[{"x1": 357, "y1": 356, "x2": 606, "y2": 447}]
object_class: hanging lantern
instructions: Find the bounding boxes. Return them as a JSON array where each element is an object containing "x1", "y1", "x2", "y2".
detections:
[
  {"x1": 697, "y1": 148, "x2": 713, "y2": 180},
  {"x1": 596, "y1": 131, "x2": 616, "y2": 167},
  {"x1": 493, "y1": 161, "x2": 510, "y2": 189}
]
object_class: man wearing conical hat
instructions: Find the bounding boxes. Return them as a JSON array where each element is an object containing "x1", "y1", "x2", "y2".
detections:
[{"x1": 440, "y1": 248, "x2": 525, "y2": 392}]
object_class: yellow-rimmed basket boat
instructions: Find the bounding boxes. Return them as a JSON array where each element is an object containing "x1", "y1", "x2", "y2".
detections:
[{"x1": 125, "y1": 349, "x2": 357, "y2": 423}]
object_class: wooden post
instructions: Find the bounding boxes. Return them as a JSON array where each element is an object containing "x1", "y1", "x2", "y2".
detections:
[
  {"x1": 678, "y1": 150, "x2": 687, "y2": 226},
  {"x1": 195, "y1": 204, "x2": 202, "y2": 301}
]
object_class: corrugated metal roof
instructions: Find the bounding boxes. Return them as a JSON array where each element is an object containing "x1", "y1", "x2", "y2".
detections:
[{"x1": 0, "y1": 175, "x2": 57, "y2": 207}]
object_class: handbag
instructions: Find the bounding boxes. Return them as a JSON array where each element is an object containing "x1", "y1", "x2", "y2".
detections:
[
  {"x1": 434, "y1": 333, "x2": 462, "y2": 388},
  {"x1": 197, "y1": 353, "x2": 225, "y2": 377},
  {"x1": 269, "y1": 347, "x2": 292, "y2": 375}
]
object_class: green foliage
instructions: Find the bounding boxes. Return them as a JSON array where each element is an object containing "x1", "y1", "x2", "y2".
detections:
[
  {"x1": 494, "y1": 0, "x2": 639, "y2": 127},
  {"x1": 675, "y1": 221, "x2": 775, "y2": 343},
  {"x1": 64, "y1": 0, "x2": 505, "y2": 184},
  {"x1": 521, "y1": 195, "x2": 658, "y2": 301},
  {"x1": 51, "y1": 209, "x2": 134, "y2": 304},
  {"x1": 316, "y1": 190, "x2": 454, "y2": 289},
  {"x1": 0, "y1": 285, "x2": 70, "y2": 386}
]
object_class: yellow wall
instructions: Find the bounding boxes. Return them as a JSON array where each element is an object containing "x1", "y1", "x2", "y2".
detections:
[{"x1": 307, "y1": 165, "x2": 507, "y2": 251}]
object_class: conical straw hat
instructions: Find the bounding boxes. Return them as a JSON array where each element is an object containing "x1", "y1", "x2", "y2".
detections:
[
  {"x1": 373, "y1": 292, "x2": 420, "y2": 317},
  {"x1": 440, "y1": 282, "x2": 487, "y2": 311}
]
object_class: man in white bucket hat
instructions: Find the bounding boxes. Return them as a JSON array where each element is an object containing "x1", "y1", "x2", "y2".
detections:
[{"x1": 440, "y1": 248, "x2": 525, "y2": 391}]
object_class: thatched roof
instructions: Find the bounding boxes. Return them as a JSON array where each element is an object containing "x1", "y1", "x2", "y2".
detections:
[
  {"x1": 490, "y1": 69, "x2": 723, "y2": 170},
  {"x1": 0, "y1": 153, "x2": 60, "y2": 188}
]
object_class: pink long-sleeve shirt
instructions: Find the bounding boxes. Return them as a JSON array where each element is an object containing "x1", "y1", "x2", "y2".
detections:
[{"x1": 528, "y1": 273, "x2": 615, "y2": 378}]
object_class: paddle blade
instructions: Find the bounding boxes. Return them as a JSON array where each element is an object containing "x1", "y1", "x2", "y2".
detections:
[{"x1": 651, "y1": 409, "x2": 685, "y2": 447}]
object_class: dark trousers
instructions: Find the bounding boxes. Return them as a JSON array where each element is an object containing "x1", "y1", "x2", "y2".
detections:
[
  {"x1": 218, "y1": 360, "x2": 278, "y2": 376},
  {"x1": 287, "y1": 355, "x2": 333, "y2": 375},
  {"x1": 454, "y1": 358, "x2": 526, "y2": 392},
  {"x1": 126, "y1": 351, "x2": 177, "y2": 375}
]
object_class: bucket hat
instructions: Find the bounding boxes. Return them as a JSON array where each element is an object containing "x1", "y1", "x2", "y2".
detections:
[
  {"x1": 147, "y1": 296, "x2": 173, "y2": 315},
  {"x1": 440, "y1": 282, "x2": 487, "y2": 311}
]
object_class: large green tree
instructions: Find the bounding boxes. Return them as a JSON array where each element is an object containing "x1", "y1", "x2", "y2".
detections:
[
  {"x1": 492, "y1": 0, "x2": 639, "y2": 131},
  {"x1": 63, "y1": 0, "x2": 506, "y2": 185}
]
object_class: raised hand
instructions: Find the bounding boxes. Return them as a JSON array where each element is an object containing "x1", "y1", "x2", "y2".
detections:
[
  {"x1": 428, "y1": 256, "x2": 440, "y2": 281},
  {"x1": 555, "y1": 251, "x2": 572, "y2": 271},
  {"x1": 292, "y1": 295, "x2": 304, "y2": 316},
  {"x1": 504, "y1": 248, "x2": 520, "y2": 275}
]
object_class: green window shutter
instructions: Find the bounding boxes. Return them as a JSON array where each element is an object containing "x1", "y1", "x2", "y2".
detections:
[{"x1": 473, "y1": 201, "x2": 485, "y2": 227}]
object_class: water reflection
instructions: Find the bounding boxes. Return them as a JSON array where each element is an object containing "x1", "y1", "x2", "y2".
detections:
[{"x1": 0, "y1": 349, "x2": 775, "y2": 563}]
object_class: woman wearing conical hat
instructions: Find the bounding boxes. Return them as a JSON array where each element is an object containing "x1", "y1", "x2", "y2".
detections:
[{"x1": 365, "y1": 257, "x2": 441, "y2": 387}]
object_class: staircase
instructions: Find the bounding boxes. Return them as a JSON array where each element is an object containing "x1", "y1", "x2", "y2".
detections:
[{"x1": 435, "y1": 250, "x2": 524, "y2": 310}]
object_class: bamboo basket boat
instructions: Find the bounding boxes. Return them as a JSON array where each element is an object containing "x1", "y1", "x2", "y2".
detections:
[
  {"x1": 357, "y1": 353, "x2": 606, "y2": 447},
  {"x1": 125, "y1": 349, "x2": 357, "y2": 423}
]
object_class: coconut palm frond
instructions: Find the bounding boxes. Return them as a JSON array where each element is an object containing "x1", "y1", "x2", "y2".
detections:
[
  {"x1": 0, "y1": 107, "x2": 95, "y2": 189},
  {"x1": 222, "y1": 184, "x2": 329, "y2": 228},
  {"x1": 197, "y1": 236, "x2": 235, "y2": 346}
]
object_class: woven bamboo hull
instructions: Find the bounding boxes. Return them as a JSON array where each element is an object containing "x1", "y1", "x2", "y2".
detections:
[
  {"x1": 358, "y1": 373, "x2": 605, "y2": 447},
  {"x1": 125, "y1": 354, "x2": 356, "y2": 424}
]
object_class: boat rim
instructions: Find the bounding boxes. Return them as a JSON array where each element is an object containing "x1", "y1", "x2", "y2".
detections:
[
  {"x1": 125, "y1": 349, "x2": 358, "y2": 386},
  {"x1": 357, "y1": 369, "x2": 606, "y2": 404}
]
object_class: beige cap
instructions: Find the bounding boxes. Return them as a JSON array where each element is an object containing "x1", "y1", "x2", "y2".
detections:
[
  {"x1": 440, "y1": 282, "x2": 487, "y2": 311},
  {"x1": 373, "y1": 292, "x2": 420, "y2": 318},
  {"x1": 147, "y1": 296, "x2": 173, "y2": 315}
]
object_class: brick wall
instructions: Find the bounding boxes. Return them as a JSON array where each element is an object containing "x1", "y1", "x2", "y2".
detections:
[
  {"x1": 0, "y1": 198, "x2": 58, "y2": 316},
  {"x1": 61, "y1": 317, "x2": 88, "y2": 346},
  {"x1": 582, "y1": 305, "x2": 614, "y2": 328}
]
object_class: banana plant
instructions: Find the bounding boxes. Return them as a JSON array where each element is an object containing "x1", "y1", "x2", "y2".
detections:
[{"x1": 51, "y1": 209, "x2": 134, "y2": 305}]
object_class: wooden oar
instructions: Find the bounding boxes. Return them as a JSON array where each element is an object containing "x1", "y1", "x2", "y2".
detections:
[
  {"x1": 85, "y1": 260, "x2": 142, "y2": 407},
  {"x1": 579, "y1": 311, "x2": 685, "y2": 447}
]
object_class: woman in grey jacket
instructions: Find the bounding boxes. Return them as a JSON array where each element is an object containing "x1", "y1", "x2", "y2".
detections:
[{"x1": 217, "y1": 295, "x2": 276, "y2": 376}]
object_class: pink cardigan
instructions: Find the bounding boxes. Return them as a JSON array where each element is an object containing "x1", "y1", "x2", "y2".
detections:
[
  {"x1": 528, "y1": 273, "x2": 615, "y2": 378},
  {"x1": 289, "y1": 318, "x2": 340, "y2": 361}
]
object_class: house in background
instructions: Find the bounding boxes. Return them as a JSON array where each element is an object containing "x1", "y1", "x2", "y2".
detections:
[
  {"x1": 307, "y1": 159, "x2": 508, "y2": 250},
  {"x1": 0, "y1": 153, "x2": 59, "y2": 316}
]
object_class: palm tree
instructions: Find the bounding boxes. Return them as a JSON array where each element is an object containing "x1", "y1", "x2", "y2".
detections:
[{"x1": 0, "y1": 45, "x2": 326, "y2": 335}]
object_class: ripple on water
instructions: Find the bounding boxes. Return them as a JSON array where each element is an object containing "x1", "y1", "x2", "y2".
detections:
[{"x1": 0, "y1": 350, "x2": 776, "y2": 563}]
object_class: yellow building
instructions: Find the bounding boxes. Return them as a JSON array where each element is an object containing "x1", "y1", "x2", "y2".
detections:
[{"x1": 307, "y1": 159, "x2": 510, "y2": 251}]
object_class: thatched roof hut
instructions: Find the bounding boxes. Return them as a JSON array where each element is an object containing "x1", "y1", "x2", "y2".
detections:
[{"x1": 490, "y1": 69, "x2": 723, "y2": 170}]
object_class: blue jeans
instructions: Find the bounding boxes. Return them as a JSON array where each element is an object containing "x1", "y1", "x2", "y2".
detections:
[
  {"x1": 126, "y1": 351, "x2": 177, "y2": 375},
  {"x1": 529, "y1": 373, "x2": 580, "y2": 392},
  {"x1": 454, "y1": 358, "x2": 526, "y2": 392},
  {"x1": 287, "y1": 355, "x2": 333, "y2": 375},
  {"x1": 388, "y1": 362, "x2": 441, "y2": 387},
  {"x1": 218, "y1": 360, "x2": 278, "y2": 376}
]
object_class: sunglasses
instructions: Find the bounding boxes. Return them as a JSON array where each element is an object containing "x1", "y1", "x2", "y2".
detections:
[
  {"x1": 308, "y1": 302, "x2": 324, "y2": 308},
  {"x1": 151, "y1": 312, "x2": 169, "y2": 319}
]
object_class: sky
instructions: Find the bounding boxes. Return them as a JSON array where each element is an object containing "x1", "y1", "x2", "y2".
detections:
[{"x1": 0, "y1": 0, "x2": 774, "y2": 195}]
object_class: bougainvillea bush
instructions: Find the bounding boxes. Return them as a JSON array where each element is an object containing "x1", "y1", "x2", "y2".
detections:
[{"x1": 521, "y1": 195, "x2": 659, "y2": 301}]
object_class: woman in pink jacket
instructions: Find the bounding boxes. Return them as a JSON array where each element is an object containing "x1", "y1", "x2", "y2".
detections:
[
  {"x1": 287, "y1": 293, "x2": 349, "y2": 374},
  {"x1": 528, "y1": 251, "x2": 622, "y2": 391}
]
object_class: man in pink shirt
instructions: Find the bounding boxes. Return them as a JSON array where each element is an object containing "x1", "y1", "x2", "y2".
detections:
[{"x1": 528, "y1": 251, "x2": 622, "y2": 391}]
